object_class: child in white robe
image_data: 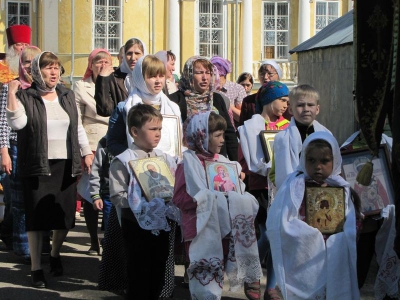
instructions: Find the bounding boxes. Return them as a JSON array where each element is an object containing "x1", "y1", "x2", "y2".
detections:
[{"x1": 267, "y1": 131, "x2": 359, "y2": 300}]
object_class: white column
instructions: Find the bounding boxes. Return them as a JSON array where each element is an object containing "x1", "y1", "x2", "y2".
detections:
[
  {"x1": 298, "y1": 0, "x2": 310, "y2": 44},
  {"x1": 348, "y1": 0, "x2": 353, "y2": 11},
  {"x1": 242, "y1": 0, "x2": 253, "y2": 73},
  {"x1": 42, "y1": 0, "x2": 59, "y2": 53},
  {"x1": 168, "y1": 0, "x2": 181, "y2": 73}
]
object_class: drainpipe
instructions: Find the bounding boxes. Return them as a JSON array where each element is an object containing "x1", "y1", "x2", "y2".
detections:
[
  {"x1": 69, "y1": 0, "x2": 75, "y2": 85},
  {"x1": 152, "y1": 0, "x2": 155, "y2": 53},
  {"x1": 234, "y1": 0, "x2": 239, "y2": 79}
]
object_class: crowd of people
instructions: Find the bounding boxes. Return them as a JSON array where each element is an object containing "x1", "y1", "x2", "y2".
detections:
[{"x1": 0, "y1": 24, "x2": 398, "y2": 300}]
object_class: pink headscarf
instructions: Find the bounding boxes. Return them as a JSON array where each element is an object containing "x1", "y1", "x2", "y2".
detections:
[
  {"x1": 18, "y1": 45, "x2": 41, "y2": 89},
  {"x1": 82, "y1": 48, "x2": 111, "y2": 80}
]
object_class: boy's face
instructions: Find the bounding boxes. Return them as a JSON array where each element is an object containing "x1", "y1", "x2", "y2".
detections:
[
  {"x1": 305, "y1": 147, "x2": 333, "y2": 183},
  {"x1": 270, "y1": 97, "x2": 289, "y2": 117},
  {"x1": 289, "y1": 97, "x2": 320, "y2": 126},
  {"x1": 208, "y1": 130, "x2": 225, "y2": 154},
  {"x1": 130, "y1": 118, "x2": 162, "y2": 152}
]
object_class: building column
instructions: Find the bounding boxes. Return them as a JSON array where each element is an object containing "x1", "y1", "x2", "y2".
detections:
[
  {"x1": 242, "y1": 0, "x2": 253, "y2": 73},
  {"x1": 298, "y1": 0, "x2": 310, "y2": 44},
  {"x1": 168, "y1": 0, "x2": 180, "y2": 73}
]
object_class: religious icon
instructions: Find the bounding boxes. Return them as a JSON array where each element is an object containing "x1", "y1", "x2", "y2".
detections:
[
  {"x1": 204, "y1": 161, "x2": 242, "y2": 195},
  {"x1": 129, "y1": 156, "x2": 175, "y2": 202},
  {"x1": 305, "y1": 187, "x2": 345, "y2": 234}
]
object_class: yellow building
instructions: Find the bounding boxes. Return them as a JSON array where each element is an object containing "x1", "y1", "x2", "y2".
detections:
[{"x1": 0, "y1": 0, "x2": 352, "y2": 85}]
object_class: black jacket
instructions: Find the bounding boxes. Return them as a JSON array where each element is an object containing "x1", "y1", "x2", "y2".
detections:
[
  {"x1": 94, "y1": 68, "x2": 128, "y2": 117},
  {"x1": 168, "y1": 90, "x2": 238, "y2": 161},
  {"x1": 16, "y1": 83, "x2": 82, "y2": 177}
]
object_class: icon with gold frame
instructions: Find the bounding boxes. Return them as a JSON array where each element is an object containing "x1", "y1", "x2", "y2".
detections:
[
  {"x1": 305, "y1": 186, "x2": 345, "y2": 234},
  {"x1": 129, "y1": 156, "x2": 175, "y2": 202},
  {"x1": 259, "y1": 130, "x2": 279, "y2": 163}
]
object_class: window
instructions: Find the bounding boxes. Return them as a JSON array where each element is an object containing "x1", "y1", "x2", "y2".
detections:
[
  {"x1": 7, "y1": 1, "x2": 30, "y2": 27},
  {"x1": 93, "y1": 0, "x2": 122, "y2": 53},
  {"x1": 263, "y1": 1, "x2": 289, "y2": 60},
  {"x1": 316, "y1": 1, "x2": 339, "y2": 33},
  {"x1": 198, "y1": 0, "x2": 225, "y2": 57}
]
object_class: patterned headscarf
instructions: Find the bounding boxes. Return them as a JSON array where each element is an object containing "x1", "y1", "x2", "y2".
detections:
[
  {"x1": 210, "y1": 56, "x2": 232, "y2": 76},
  {"x1": 179, "y1": 56, "x2": 219, "y2": 117},
  {"x1": 31, "y1": 51, "x2": 60, "y2": 93},
  {"x1": 82, "y1": 48, "x2": 111, "y2": 80},
  {"x1": 18, "y1": 45, "x2": 41, "y2": 89},
  {"x1": 183, "y1": 111, "x2": 214, "y2": 157},
  {"x1": 255, "y1": 81, "x2": 289, "y2": 113}
]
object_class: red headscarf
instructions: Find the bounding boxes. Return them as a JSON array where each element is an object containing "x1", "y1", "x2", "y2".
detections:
[{"x1": 82, "y1": 48, "x2": 111, "y2": 80}]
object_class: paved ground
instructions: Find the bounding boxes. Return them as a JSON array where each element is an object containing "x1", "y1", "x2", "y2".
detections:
[{"x1": 0, "y1": 214, "x2": 376, "y2": 299}]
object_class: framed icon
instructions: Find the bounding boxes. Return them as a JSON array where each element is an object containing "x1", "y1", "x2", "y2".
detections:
[
  {"x1": 305, "y1": 186, "x2": 346, "y2": 234},
  {"x1": 204, "y1": 161, "x2": 242, "y2": 195},
  {"x1": 129, "y1": 156, "x2": 175, "y2": 202},
  {"x1": 259, "y1": 130, "x2": 279, "y2": 162},
  {"x1": 341, "y1": 145, "x2": 394, "y2": 215},
  {"x1": 156, "y1": 114, "x2": 182, "y2": 158}
]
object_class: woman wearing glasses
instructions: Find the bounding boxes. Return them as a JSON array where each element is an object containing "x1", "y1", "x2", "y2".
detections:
[
  {"x1": 239, "y1": 60, "x2": 282, "y2": 126},
  {"x1": 168, "y1": 56, "x2": 238, "y2": 161}
]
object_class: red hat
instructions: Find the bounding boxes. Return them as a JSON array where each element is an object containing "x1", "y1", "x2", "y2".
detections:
[{"x1": 6, "y1": 25, "x2": 31, "y2": 47}]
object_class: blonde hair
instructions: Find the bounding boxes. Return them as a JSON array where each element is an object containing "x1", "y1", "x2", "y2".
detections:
[
  {"x1": 21, "y1": 46, "x2": 41, "y2": 62},
  {"x1": 142, "y1": 55, "x2": 166, "y2": 78},
  {"x1": 92, "y1": 51, "x2": 112, "y2": 64},
  {"x1": 289, "y1": 84, "x2": 320, "y2": 105}
]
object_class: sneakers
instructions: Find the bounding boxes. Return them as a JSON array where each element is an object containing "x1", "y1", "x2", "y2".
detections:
[{"x1": 75, "y1": 212, "x2": 82, "y2": 220}]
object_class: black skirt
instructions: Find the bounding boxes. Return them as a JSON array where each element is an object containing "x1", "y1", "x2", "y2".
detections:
[{"x1": 23, "y1": 159, "x2": 77, "y2": 231}]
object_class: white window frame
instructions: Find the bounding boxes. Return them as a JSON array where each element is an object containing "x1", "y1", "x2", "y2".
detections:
[
  {"x1": 315, "y1": 0, "x2": 340, "y2": 34},
  {"x1": 6, "y1": 1, "x2": 31, "y2": 28},
  {"x1": 195, "y1": 0, "x2": 227, "y2": 58},
  {"x1": 92, "y1": 0, "x2": 123, "y2": 54},
  {"x1": 261, "y1": 1, "x2": 290, "y2": 61}
]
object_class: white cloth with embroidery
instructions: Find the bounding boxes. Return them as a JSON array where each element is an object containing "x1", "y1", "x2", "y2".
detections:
[
  {"x1": 115, "y1": 148, "x2": 180, "y2": 234},
  {"x1": 374, "y1": 205, "x2": 400, "y2": 299},
  {"x1": 274, "y1": 117, "x2": 331, "y2": 190},
  {"x1": 237, "y1": 114, "x2": 270, "y2": 176},
  {"x1": 183, "y1": 150, "x2": 262, "y2": 299},
  {"x1": 267, "y1": 131, "x2": 359, "y2": 300}
]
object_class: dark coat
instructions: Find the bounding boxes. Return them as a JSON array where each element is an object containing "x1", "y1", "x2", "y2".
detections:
[
  {"x1": 168, "y1": 90, "x2": 238, "y2": 161},
  {"x1": 16, "y1": 83, "x2": 82, "y2": 177},
  {"x1": 94, "y1": 68, "x2": 128, "y2": 117}
]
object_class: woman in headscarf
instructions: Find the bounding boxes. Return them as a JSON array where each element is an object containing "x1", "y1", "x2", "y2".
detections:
[
  {"x1": 73, "y1": 48, "x2": 113, "y2": 256},
  {"x1": 0, "y1": 46, "x2": 42, "y2": 260},
  {"x1": 94, "y1": 37, "x2": 147, "y2": 117},
  {"x1": 239, "y1": 60, "x2": 282, "y2": 126},
  {"x1": 154, "y1": 50, "x2": 178, "y2": 95},
  {"x1": 168, "y1": 56, "x2": 238, "y2": 161},
  {"x1": 6, "y1": 51, "x2": 93, "y2": 289}
]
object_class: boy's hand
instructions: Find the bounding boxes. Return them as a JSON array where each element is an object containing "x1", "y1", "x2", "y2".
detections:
[
  {"x1": 93, "y1": 199, "x2": 103, "y2": 211},
  {"x1": 84, "y1": 154, "x2": 94, "y2": 174}
]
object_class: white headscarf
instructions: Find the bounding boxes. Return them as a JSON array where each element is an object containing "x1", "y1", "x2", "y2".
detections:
[
  {"x1": 267, "y1": 131, "x2": 359, "y2": 300},
  {"x1": 120, "y1": 37, "x2": 148, "y2": 91},
  {"x1": 260, "y1": 59, "x2": 282, "y2": 79}
]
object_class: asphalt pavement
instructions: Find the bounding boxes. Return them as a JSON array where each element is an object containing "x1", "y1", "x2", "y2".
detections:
[{"x1": 0, "y1": 213, "x2": 376, "y2": 299}]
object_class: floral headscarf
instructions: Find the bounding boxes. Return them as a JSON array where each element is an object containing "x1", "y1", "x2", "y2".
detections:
[
  {"x1": 255, "y1": 81, "x2": 289, "y2": 113},
  {"x1": 31, "y1": 51, "x2": 60, "y2": 93},
  {"x1": 18, "y1": 45, "x2": 41, "y2": 89},
  {"x1": 183, "y1": 111, "x2": 214, "y2": 157},
  {"x1": 179, "y1": 56, "x2": 219, "y2": 117},
  {"x1": 82, "y1": 48, "x2": 111, "y2": 80}
]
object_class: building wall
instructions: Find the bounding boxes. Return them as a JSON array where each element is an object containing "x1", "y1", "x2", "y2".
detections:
[{"x1": 297, "y1": 44, "x2": 355, "y2": 144}]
